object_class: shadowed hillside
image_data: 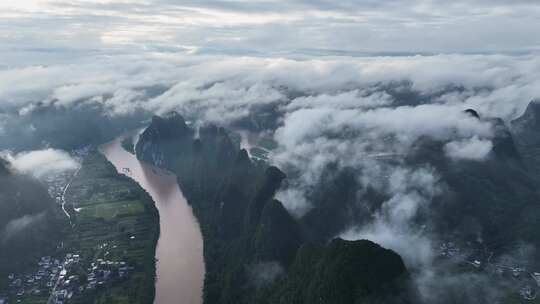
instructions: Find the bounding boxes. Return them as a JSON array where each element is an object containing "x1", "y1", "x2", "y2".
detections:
[
  {"x1": 136, "y1": 112, "x2": 415, "y2": 304},
  {"x1": 0, "y1": 157, "x2": 66, "y2": 287}
]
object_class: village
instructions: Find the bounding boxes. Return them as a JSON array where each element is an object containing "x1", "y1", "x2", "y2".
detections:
[
  {"x1": 439, "y1": 241, "x2": 540, "y2": 301},
  {"x1": 0, "y1": 146, "x2": 139, "y2": 304},
  {"x1": 0, "y1": 247, "x2": 133, "y2": 304}
]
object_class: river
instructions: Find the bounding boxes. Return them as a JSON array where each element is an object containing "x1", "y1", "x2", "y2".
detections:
[{"x1": 100, "y1": 134, "x2": 205, "y2": 304}]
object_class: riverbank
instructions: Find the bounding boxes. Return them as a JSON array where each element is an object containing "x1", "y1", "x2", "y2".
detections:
[
  {"x1": 101, "y1": 135, "x2": 205, "y2": 304},
  {"x1": 62, "y1": 151, "x2": 160, "y2": 304}
]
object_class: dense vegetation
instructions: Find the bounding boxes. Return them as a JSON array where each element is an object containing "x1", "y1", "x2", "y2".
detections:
[
  {"x1": 0, "y1": 158, "x2": 66, "y2": 289},
  {"x1": 0, "y1": 149, "x2": 160, "y2": 303},
  {"x1": 512, "y1": 100, "x2": 540, "y2": 179},
  {"x1": 65, "y1": 152, "x2": 160, "y2": 304},
  {"x1": 262, "y1": 239, "x2": 410, "y2": 304},
  {"x1": 406, "y1": 112, "x2": 540, "y2": 257},
  {"x1": 136, "y1": 113, "x2": 414, "y2": 304},
  {"x1": 121, "y1": 137, "x2": 135, "y2": 154}
]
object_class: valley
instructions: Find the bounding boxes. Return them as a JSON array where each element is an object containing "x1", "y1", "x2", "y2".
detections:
[
  {"x1": 100, "y1": 135, "x2": 205, "y2": 304},
  {"x1": 2, "y1": 2, "x2": 540, "y2": 303},
  {"x1": 3, "y1": 102, "x2": 540, "y2": 304},
  {"x1": 135, "y1": 113, "x2": 415, "y2": 304},
  {"x1": 1, "y1": 150, "x2": 159, "y2": 304}
]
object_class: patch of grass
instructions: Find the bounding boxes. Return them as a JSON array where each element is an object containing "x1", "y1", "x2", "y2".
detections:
[{"x1": 79, "y1": 200, "x2": 144, "y2": 220}]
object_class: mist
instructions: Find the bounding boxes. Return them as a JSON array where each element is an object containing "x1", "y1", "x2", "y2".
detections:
[
  {"x1": 1, "y1": 212, "x2": 46, "y2": 244},
  {"x1": 1, "y1": 1, "x2": 540, "y2": 303},
  {"x1": 0, "y1": 52, "x2": 539, "y2": 303},
  {"x1": 3, "y1": 149, "x2": 79, "y2": 179}
]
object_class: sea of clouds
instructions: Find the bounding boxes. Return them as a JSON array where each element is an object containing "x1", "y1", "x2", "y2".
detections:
[{"x1": 1, "y1": 52, "x2": 539, "y2": 302}]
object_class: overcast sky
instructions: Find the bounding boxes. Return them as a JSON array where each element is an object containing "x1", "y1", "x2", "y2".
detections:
[{"x1": 2, "y1": 0, "x2": 540, "y2": 66}]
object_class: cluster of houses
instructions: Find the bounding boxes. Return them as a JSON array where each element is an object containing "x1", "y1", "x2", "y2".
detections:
[
  {"x1": 439, "y1": 241, "x2": 540, "y2": 301},
  {"x1": 48, "y1": 253, "x2": 84, "y2": 304},
  {"x1": 2, "y1": 251, "x2": 133, "y2": 304},
  {"x1": 2, "y1": 255, "x2": 68, "y2": 303},
  {"x1": 85, "y1": 258, "x2": 132, "y2": 290},
  {"x1": 49, "y1": 253, "x2": 133, "y2": 304},
  {"x1": 438, "y1": 241, "x2": 461, "y2": 258}
]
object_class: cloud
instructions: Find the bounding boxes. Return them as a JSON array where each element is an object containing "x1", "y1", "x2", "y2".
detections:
[
  {"x1": 0, "y1": 53, "x2": 184, "y2": 111},
  {"x1": 3, "y1": 148, "x2": 79, "y2": 179},
  {"x1": 270, "y1": 103, "x2": 493, "y2": 217},
  {"x1": 275, "y1": 187, "x2": 311, "y2": 218},
  {"x1": 342, "y1": 166, "x2": 440, "y2": 268},
  {"x1": 1, "y1": 0, "x2": 540, "y2": 63},
  {"x1": 285, "y1": 90, "x2": 394, "y2": 111},
  {"x1": 1, "y1": 212, "x2": 46, "y2": 243},
  {"x1": 248, "y1": 261, "x2": 285, "y2": 288},
  {"x1": 444, "y1": 136, "x2": 494, "y2": 161},
  {"x1": 2, "y1": 53, "x2": 539, "y2": 125},
  {"x1": 343, "y1": 220, "x2": 434, "y2": 270}
]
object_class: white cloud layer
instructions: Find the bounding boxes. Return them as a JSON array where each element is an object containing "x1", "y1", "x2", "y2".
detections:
[
  {"x1": 1, "y1": 54, "x2": 540, "y2": 122},
  {"x1": 3, "y1": 148, "x2": 79, "y2": 179},
  {"x1": 444, "y1": 136, "x2": 494, "y2": 161},
  {"x1": 1, "y1": 0, "x2": 540, "y2": 65}
]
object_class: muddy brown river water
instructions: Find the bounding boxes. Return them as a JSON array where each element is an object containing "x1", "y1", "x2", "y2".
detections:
[{"x1": 100, "y1": 135, "x2": 204, "y2": 304}]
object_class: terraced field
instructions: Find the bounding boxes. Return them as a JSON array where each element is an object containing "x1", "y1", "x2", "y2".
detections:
[
  {"x1": 62, "y1": 151, "x2": 160, "y2": 304},
  {"x1": 78, "y1": 200, "x2": 145, "y2": 221}
]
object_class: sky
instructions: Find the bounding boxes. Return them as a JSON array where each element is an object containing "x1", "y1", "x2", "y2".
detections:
[{"x1": 2, "y1": 0, "x2": 540, "y2": 66}]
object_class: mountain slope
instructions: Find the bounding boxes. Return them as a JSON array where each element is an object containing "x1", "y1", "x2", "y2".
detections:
[
  {"x1": 511, "y1": 100, "x2": 540, "y2": 178},
  {"x1": 263, "y1": 239, "x2": 411, "y2": 304},
  {"x1": 135, "y1": 112, "x2": 415, "y2": 304},
  {"x1": 0, "y1": 158, "x2": 65, "y2": 287}
]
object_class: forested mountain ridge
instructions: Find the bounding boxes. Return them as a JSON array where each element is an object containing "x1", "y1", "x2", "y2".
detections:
[
  {"x1": 136, "y1": 113, "x2": 415, "y2": 304},
  {"x1": 0, "y1": 157, "x2": 65, "y2": 288}
]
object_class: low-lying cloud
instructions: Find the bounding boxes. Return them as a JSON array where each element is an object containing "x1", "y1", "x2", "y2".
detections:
[
  {"x1": 1, "y1": 212, "x2": 46, "y2": 244},
  {"x1": 1, "y1": 54, "x2": 539, "y2": 126},
  {"x1": 444, "y1": 136, "x2": 494, "y2": 161},
  {"x1": 0, "y1": 52, "x2": 538, "y2": 303},
  {"x1": 3, "y1": 148, "x2": 79, "y2": 179},
  {"x1": 248, "y1": 261, "x2": 285, "y2": 288}
]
